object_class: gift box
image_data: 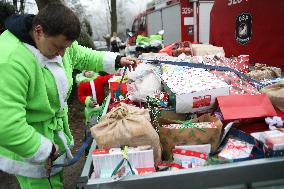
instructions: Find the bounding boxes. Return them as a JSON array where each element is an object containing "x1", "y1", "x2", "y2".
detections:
[
  {"x1": 161, "y1": 64, "x2": 230, "y2": 113},
  {"x1": 173, "y1": 149, "x2": 207, "y2": 168},
  {"x1": 215, "y1": 94, "x2": 277, "y2": 121},
  {"x1": 109, "y1": 76, "x2": 128, "y2": 102},
  {"x1": 251, "y1": 130, "x2": 284, "y2": 151},
  {"x1": 218, "y1": 138, "x2": 254, "y2": 160},
  {"x1": 265, "y1": 135, "x2": 284, "y2": 151},
  {"x1": 175, "y1": 144, "x2": 211, "y2": 154},
  {"x1": 159, "y1": 113, "x2": 223, "y2": 160},
  {"x1": 218, "y1": 127, "x2": 265, "y2": 162},
  {"x1": 92, "y1": 147, "x2": 155, "y2": 178}
]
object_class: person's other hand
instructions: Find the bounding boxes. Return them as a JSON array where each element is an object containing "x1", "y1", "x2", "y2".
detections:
[
  {"x1": 46, "y1": 144, "x2": 59, "y2": 176},
  {"x1": 120, "y1": 57, "x2": 137, "y2": 71},
  {"x1": 90, "y1": 101, "x2": 98, "y2": 108}
]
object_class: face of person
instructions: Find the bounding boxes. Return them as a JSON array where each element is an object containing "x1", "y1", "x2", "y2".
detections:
[
  {"x1": 33, "y1": 25, "x2": 73, "y2": 59},
  {"x1": 84, "y1": 71, "x2": 94, "y2": 78}
]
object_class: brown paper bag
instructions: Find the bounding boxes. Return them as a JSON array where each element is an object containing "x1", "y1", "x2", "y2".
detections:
[
  {"x1": 159, "y1": 113, "x2": 223, "y2": 160},
  {"x1": 91, "y1": 103, "x2": 161, "y2": 164},
  {"x1": 261, "y1": 83, "x2": 284, "y2": 112}
]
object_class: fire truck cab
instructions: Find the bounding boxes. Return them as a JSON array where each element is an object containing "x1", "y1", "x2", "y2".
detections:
[{"x1": 127, "y1": 0, "x2": 214, "y2": 48}]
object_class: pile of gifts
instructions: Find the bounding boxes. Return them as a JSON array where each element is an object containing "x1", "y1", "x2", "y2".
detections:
[{"x1": 89, "y1": 49, "x2": 284, "y2": 180}]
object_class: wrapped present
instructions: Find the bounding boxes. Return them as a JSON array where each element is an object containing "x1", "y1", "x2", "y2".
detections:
[
  {"x1": 175, "y1": 144, "x2": 211, "y2": 155},
  {"x1": 159, "y1": 113, "x2": 223, "y2": 160},
  {"x1": 218, "y1": 138, "x2": 254, "y2": 160},
  {"x1": 265, "y1": 135, "x2": 284, "y2": 151},
  {"x1": 162, "y1": 122, "x2": 216, "y2": 129},
  {"x1": 172, "y1": 149, "x2": 207, "y2": 168},
  {"x1": 108, "y1": 76, "x2": 128, "y2": 102},
  {"x1": 251, "y1": 130, "x2": 284, "y2": 151},
  {"x1": 157, "y1": 162, "x2": 184, "y2": 171},
  {"x1": 182, "y1": 55, "x2": 259, "y2": 94},
  {"x1": 215, "y1": 94, "x2": 277, "y2": 121},
  {"x1": 92, "y1": 146, "x2": 155, "y2": 178},
  {"x1": 218, "y1": 127, "x2": 265, "y2": 161},
  {"x1": 191, "y1": 44, "x2": 225, "y2": 57},
  {"x1": 161, "y1": 64, "x2": 230, "y2": 113}
]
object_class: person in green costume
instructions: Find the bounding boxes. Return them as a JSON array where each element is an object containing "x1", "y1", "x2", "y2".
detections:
[{"x1": 0, "y1": 3, "x2": 136, "y2": 189}]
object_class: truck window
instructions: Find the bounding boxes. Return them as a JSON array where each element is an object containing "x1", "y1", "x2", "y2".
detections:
[
  {"x1": 140, "y1": 15, "x2": 146, "y2": 32},
  {"x1": 131, "y1": 18, "x2": 138, "y2": 34}
]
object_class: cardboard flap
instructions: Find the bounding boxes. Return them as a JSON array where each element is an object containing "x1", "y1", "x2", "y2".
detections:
[{"x1": 217, "y1": 94, "x2": 277, "y2": 121}]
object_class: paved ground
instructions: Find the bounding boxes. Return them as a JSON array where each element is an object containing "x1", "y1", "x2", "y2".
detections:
[{"x1": 0, "y1": 98, "x2": 86, "y2": 189}]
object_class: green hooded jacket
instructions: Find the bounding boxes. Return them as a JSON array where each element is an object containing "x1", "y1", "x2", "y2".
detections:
[{"x1": 0, "y1": 30, "x2": 118, "y2": 178}]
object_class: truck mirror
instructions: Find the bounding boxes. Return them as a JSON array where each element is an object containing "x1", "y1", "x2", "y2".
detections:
[
  {"x1": 158, "y1": 30, "x2": 164, "y2": 35},
  {"x1": 127, "y1": 31, "x2": 134, "y2": 37}
]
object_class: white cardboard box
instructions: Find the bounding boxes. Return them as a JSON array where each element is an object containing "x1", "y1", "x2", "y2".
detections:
[
  {"x1": 162, "y1": 65, "x2": 230, "y2": 113},
  {"x1": 92, "y1": 148, "x2": 154, "y2": 178}
]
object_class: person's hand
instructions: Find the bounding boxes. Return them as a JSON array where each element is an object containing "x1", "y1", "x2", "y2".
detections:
[
  {"x1": 120, "y1": 57, "x2": 137, "y2": 71},
  {"x1": 90, "y1": 101, "x2": 98, "y2": 108},
  {"x1": 46, "y1": 144, "x2": 59, "y2": 176}
]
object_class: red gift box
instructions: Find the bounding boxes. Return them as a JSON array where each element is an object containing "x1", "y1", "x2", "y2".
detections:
[
  {"x1": 216, "y1": 94, "x2": 277, "y2": 121},
  {"x1": 109, "y1": 81, "x2": 128, "y2": 101}
]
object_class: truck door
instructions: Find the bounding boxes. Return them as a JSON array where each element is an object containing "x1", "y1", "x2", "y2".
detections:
[
  {"x1": 147, "y1": 4, "x2": 181, "y2": 45},
  {"x1": 198, "y1": 1, "x2": 214, "y2": 44},
  {"x1": 147, "y1": 11, "x2": 163, "y2": 38},
  {"x1": 162, "y1": 4, "x2": 181, "y2": 45}
]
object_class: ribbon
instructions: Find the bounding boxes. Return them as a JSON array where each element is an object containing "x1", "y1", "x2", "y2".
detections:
[{"x1": 177, "y1": 120, "x2": 206, "y2": 132}]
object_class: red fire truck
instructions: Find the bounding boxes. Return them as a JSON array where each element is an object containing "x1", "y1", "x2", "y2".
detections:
[
  {"x1": 127, "y1": 0, "x2": 214, "y2": 47},
  {"x1": 210, "y1": 0, "x2": 284, "y2": 69}
]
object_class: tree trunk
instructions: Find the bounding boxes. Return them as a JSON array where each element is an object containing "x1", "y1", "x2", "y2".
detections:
[
  {"x1": 13, "y1": 0, "x2": 17, "y2": 11},
  {"x1": 35, "y1": 0, "x2": 64, "y2": 10},
  {"x1": 110, "y1": 0, "x2": 117, "y2": 35},
  {"x1": 19, "y1": 0, "x2": 25, "y2": 14}
]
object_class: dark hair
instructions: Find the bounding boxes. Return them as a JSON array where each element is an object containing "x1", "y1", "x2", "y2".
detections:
[
  {"x1": 0, "y1": 1, "x2": 16, "y2": 31},
  {"x1": 32, "y1": 3, "x2": 81, "y2": 40}
]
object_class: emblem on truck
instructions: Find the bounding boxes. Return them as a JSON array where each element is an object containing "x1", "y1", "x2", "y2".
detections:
[{"x1": 236, "y1": 13, "x2": 252, "y2": 45}]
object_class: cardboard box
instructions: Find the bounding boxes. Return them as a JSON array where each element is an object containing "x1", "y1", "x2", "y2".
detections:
[
  {"x1": 161, "y1": 65, "x2": 230, "y2": 113},
  {"x1": 92, "y1": 148, "x2": 155, "y2": 178},
  {"x1": 159, "y1": 114, "x2": 223, "y2": 160}
]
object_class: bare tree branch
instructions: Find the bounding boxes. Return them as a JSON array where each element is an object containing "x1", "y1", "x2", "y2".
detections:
[
  {"x1": 110, "y1": 0, "x2": 117, "y2": 35},
  {"x1": 106, "y1": 0, "x2": 111, "y2": 13},
  {"x1": 19, "y1": 0, "x2": 25, "y2": 14},
  {"x1": 13, "y1": 0, "x2": 17, "y2": 10}
]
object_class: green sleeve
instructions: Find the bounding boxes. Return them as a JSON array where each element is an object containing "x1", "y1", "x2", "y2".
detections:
[
  {"x1": 68, "y1": 41, "x2": 118, "y2": 74},
  {"x1": 0, "y1": 62, "x2": 52, "y2": 162}
]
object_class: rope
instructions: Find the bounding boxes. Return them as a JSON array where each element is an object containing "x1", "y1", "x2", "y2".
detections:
[{"x1": 147, "y1": 60, "x2": 264, "y2": 88}]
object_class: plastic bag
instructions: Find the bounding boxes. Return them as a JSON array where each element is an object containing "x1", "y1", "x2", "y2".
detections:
[
  {"x1": 127, "y1": 64, "x2": 161, "y2": 102},
  {"x1": 261, "y1": 82, "x2": 284, "y2": 112}
]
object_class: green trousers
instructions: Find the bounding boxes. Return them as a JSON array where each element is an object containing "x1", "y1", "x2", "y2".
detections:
[{"x1": 16, "y1": 171, "x2": 63, "y2": 189}]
